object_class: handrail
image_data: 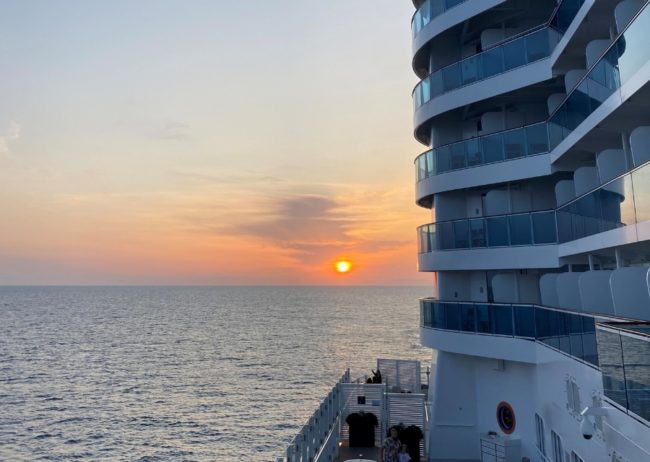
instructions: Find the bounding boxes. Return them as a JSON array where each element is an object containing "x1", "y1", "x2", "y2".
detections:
[
  {"x1": 412, "y1": 26, "x2": 558, "y2": 105},
  {"x1": 419, "y1": 297, "x2": 627, "y2": 321},
  {"x1": 419, "y1": 157, "x2": 650, "y2": 249},
  {"x1": 419, "y1": 299, "x2": 600, "y2": 366},
  {"x1": 418, "y1": 209, "x2": 558, "y2": 252},
  {"x1": 430, "y1": 23, "x2": 546, "y2": 77},
  {"x1": 414, "y1": 121, "x2": 549, "y2": 181},
  {"x1": 417, "y1": 208, "x2": 555, "y2": 229},
  {"x1": 412, "y1": 0, "x2": 584, "y2": 98},
  {"x1": 416, "y1": 120, "x2": 547, "y2": 155}
]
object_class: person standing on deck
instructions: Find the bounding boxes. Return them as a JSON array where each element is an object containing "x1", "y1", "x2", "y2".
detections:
[{"x1": 380, "y1": 426, "x2": 401, "y2": 462}]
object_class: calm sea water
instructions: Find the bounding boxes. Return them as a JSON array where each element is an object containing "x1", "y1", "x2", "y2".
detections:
[{"x1": 0, "y1": 286, "x2": 432, "y2": 462}]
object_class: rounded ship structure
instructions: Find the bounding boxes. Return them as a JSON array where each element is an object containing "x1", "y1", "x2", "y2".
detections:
[{"x1": 412, "y1": 0, "x2": 650, "y2": 460}]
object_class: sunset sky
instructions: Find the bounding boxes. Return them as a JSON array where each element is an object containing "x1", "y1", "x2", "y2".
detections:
[{"x1": 0, "y1": 1, "x2": 430, "y2": 285}]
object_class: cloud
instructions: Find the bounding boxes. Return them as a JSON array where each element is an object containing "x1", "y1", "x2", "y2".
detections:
[
  {"x1": 0, "y1": 121, "x2": 21, "y2": 156},
  {"x1": 222, "y1": 193, "x2": 411, "y2": 265},
  {"x1": 157, "y1": 120, "x2": 190, "y2": 140},
  {"x1": 174, "y1": 170, "x2": 287, "y2": 186}
]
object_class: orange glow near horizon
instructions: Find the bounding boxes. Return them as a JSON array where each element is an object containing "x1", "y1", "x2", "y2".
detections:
[
  {"x1": 335, "y1": 260, "x2": 352, "y2": 274},
  {"x1": 0, "y1": 2, "x2": 435, "y2": 286}
]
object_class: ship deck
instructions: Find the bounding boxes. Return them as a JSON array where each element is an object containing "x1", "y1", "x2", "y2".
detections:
[{"x1": 335, "y1": 446, "x2": 378, "y2": 461}]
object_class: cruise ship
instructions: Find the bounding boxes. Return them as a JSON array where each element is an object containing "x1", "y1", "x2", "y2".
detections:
[
  {"x1": 414, "y1": 0, "x2": 650, "y2": 460},
  {"x1": 280, "y1": 1, "x2": 650, "y2": 461}
]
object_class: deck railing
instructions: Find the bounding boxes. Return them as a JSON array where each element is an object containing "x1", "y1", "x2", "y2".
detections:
[{"x1": 279, "y1": 363, "x2": 428, "y2": 462}]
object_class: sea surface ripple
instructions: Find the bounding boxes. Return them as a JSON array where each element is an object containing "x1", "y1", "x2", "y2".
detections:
[{"x1": 0, "y1": 286, "x2": 432, "y2": 461}]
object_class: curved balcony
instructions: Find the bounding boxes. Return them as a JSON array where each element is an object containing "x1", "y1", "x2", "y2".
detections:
[
  {"x1": 416, "y1": 157, "x2": 650, "y2": 255},
  {"x1": 549, "y1": 2, "x2": 650, "y2": 152},
  {"x1": 557, "y1": 158, "x2": 650, "y2": 245},
  {"x1": 412, "y1": 27, "x2": 561, "y2": 111},
  {"x1": 415, "y1": 122, "x2": 550, "y2": 182},
  {"x1": 418, "y1": 210, "x2": 557, "y2": 253},
  {"x1": 411, "y1": 0, "x2": 468, "y2": 39},
  {"x1": 420, "y1": 299, "x2": 599, "y2": 366}
]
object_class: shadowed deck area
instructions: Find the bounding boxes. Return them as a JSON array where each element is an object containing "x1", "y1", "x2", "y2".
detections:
[{"x1": 335, "y1": 446, "x2": 378, "y2": 461}]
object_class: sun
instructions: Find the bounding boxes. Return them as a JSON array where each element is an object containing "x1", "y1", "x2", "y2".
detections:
[{"x1": 335, "y1": 260, "x2": 352, "y2": 274}]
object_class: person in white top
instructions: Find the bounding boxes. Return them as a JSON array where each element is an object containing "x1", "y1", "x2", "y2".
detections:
[{"x1": 398, "y1": 444, "x2": 411, "y2": 462}]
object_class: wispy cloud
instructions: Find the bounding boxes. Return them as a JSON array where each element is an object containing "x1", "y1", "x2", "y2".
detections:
[
  {"x1": 218, "y1": 192, "x2": 412, "y2": 265},
  {"x1": 174, "y1": 170, "x2": 287, "y2": 185},
  {"x1": 156, "y1": 120, "x2": 190, "y2": 140},
  {"x1": 0, "y1": 121, "x2": 21, "y2": 157}
]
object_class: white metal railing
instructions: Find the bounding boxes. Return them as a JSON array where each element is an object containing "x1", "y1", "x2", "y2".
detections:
[
  {"x1": 279, "y1": 370, "x2": 350, "y2": 462},
  {"x1": 279, "y1": 362, "x2": 430, "y2": 462}
]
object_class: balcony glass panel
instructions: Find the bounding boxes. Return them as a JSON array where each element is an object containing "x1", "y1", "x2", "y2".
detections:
[
  {"x1": 558, "y1": 312, "x2": 572, "y2": 355},
  {"x1": 551, "y1": 0, "x2": 585, "y2": 32},
  {"x1": 621, "y1": 334, "x2": 650, "y2": 420},
  {"x1": 503, "y1": 38, "x2": 527, "y2": 69},
  {"x1": 427, "y1": 225, "x2": 437, "y2": 253},
  {"x1": 633, "y1": 167, "x2": 650, "y2": 223},
  {"x1": 422, "y1": 300, "x2": 433, "y2": 326},
  {"x1": 535, "y1": 307, "x2": 552, "y2": 340},
  {"x1": 526, "y1": 123, "x2": 549, "y2": 154},
  {"x1": 476, "y1": 304, "x2": 491, "y2": 333},
  {"x1": 460, "y1": 304, "x2": 476, "y2": 332},
  {"x1": 441, "y1": 65, "x2": 460, "y2": 93},
  {"x1": 444, "y1": 303, "x2": 461, "y2": 330},
  {"x1": 596, "y1": 329, "x2": 628, "y2": 408},
  {"x1": 509, "y1": 214, "x2": 533, "y2": 245},
  {"x1": 482, "y1": 47, "x2": 504, "y2": 78},
  {"x1": 453, "y1": 220, "x2": 470, "y2": 249},
  {"x1": 438, "y1": 221, "x2": 454, "y2": 250},
  {"x1": 469, "y1": 219, "x2": 487, "y2": 248},
  {"x1": 514, "y1": 305, "x2": 536, "y2": 337},
  {"x1": 504, "y1": 128, "x2": 527, "y2": 159},
  {"x1": 466, "y1": 139, "x2": 482, "y2": 167},
  {"x1": 583, "y1": 332, "x2": 599, "y2": 367},
  {"x1": 436, "y1": 145, "x2": 452, "y2": 174},
  {"x1": 487, "y1": 216, "x2": 509, "y2": 247},
  {"x1": 491, "y1": 305, "x2": 514, "y2": 335},
  {"x1": 525, "y1": 28, "x2": 552, "y2": 61},
  {"x1": 482, "y1": 132, "x2": 505, "y2": 164},
  {"x1": 532, "y1": 211, "x2": 557, "y2": 244},
  {"x1": 432, "y1": 302, "x2": 446, "y2": 328},
  {"x1": 461, "y1": 56, "x2": 480, "y2": 86},
  {"x1": 450, "y1": 143, "x2": 466, "y2": 170}
]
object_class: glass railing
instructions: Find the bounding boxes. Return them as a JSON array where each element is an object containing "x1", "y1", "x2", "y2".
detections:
[
  {"x1": 413, "y1": 27, "x2": 561, "y2": 109},
  {"x1": 557, "y1": 159, "x2": 650, "y2": 243},
  {"x1": 415, "y1": 122, "x2": 549, "y2": 181},
  {"x1": 550, "y1": 0, "x2": 585, "y2": 33},
  {"x1": 412, "y1": 0, "x2": 468, "y2": 38},
  {"x1": 412, "y1": 0, "x2": 583, "y2": 39},
  {"x1": 421, "y1": 299, "x2": 599, "y2": 365},
  {"x1": 417, "y1": 158, "x2": 650, "y2": 251},
  {"x1": 597, "y1": 324, "x2": 650, "y2": 421},
  {"x1": 418, "y1": 210, "x2": 557, "y2": 253},
  {"x1": 549, "y1": 2, "x2": 650, "y2": 149}
]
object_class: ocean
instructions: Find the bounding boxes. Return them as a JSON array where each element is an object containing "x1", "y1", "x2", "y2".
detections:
[{"x1": 0, "y1": 286, "x2": 432, "y2": 461}]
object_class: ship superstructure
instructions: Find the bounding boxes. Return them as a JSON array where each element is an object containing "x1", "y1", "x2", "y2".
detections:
[{"x1": 413, "y1": 0, "x2": 650, "y2": 460}]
